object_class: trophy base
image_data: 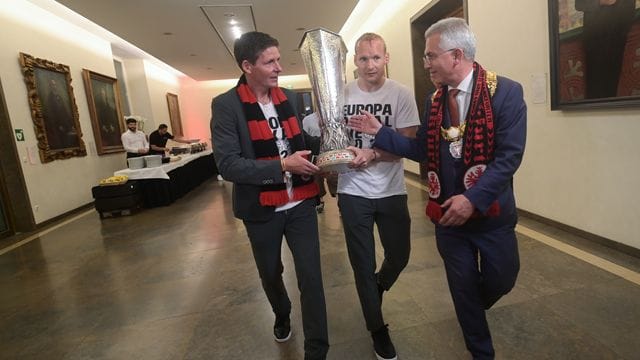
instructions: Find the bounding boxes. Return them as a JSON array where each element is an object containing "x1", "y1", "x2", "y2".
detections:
[{"x1": 316, "y1": 149, "x2": 355, "y2": 174}]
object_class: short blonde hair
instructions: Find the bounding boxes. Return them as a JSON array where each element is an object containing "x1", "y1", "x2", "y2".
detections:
[{"x1": 354, "y1": 32, "x2": 387, "y2": 54}]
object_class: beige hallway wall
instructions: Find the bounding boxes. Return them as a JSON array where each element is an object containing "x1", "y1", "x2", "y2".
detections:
[
  {"x1": 468, "y1": 1, "x2": 639, "y2": 249},
  {"x1": 0, "y1": 0, "x2": 184, "y2": 224}
]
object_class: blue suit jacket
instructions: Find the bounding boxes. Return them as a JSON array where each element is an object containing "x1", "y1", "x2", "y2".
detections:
[
  {"x1": 211, "y1": 87, "x2": 319, "y2": 221},
  {"x1": 374, "y1": 75, "x2": 527, "y2": 231}
]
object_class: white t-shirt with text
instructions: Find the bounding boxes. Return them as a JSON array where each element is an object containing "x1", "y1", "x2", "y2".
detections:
[{"x1": 338, "y1": 79, "x2": 420, "y2": 198}]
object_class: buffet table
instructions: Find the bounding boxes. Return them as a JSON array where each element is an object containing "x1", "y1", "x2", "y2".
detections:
[{"x1": 114, "y1": 150, "x2": 216, "y2": 207}]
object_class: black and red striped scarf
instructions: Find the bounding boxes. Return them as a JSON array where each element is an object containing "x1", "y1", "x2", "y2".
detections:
[
  {"x1": 236, "y1": 75, "x2": 318, "y2": 207},
  {"x1": 424, "y1": 62, "x2": 499, "y2": 222}
]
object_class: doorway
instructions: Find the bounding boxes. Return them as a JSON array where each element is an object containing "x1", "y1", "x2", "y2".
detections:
[
  {"x1": 0, "y1": 175, "x2": 9, "y2": 238},
  {"x1": 411, "y1": 0, "x2": 465, "y2": 118},
  {"x1": 410, "y1": 0, "x2": 465, "y2": 178},
  {"x1": 0, "y1": 78, "x2": 35, "y2": 240}
]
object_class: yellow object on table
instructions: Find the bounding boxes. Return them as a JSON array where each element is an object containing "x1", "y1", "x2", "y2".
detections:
[{"x1": 99, "y1": 175, "x2": 129, "y2": 186}]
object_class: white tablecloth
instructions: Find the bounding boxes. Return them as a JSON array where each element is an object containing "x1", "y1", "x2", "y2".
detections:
[{"x1": 114, "y1": 150, "x2": 212, "y2": 180}]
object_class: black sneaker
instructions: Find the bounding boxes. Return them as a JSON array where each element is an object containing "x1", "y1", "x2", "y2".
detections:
[
  {"x1": 371, "y1": 324, "x2": 397, "y2": 360},
  {"x1": 316, "y1": 201, "x2": 325, "y2": 213},
  {"x1": 274, "y1": 315, "x2": 291, "y2": 343}
]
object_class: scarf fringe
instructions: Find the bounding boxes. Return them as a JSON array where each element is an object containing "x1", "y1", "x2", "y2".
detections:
[
  {"x1": 426, "y1": 200, "x2": 443, "y2": 222},
  {"x1": 259, "y1": 182, "x2": 319, "y2": 207},
  {"x1": 426, "y1": 200, "x2": 500, "y2": 223}
]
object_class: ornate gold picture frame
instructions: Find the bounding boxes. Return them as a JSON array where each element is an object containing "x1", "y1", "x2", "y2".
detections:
[
  {"x1": 82, "y1": 69, "x2": 125, "y2": 155},
  {"x1": 19, "y1": 53, "x2": 86, "y2": 162},
  {"x1": 166, "y1": 93, "x2": 183, "y2": 137}
]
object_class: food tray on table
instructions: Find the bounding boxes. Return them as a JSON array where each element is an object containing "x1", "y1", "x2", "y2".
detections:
[{"x1": 99, "y1": 175, "x2": 129, "y2": 186}]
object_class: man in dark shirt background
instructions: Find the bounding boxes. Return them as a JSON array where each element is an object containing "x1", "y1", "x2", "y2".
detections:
[{"x1": 148, "y1": 124, "x2": 174, "y2": 155}]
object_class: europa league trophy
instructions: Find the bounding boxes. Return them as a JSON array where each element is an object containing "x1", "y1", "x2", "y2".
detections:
[{"x1": 299, "y1": 28, "x2": 354, "y2": 173}]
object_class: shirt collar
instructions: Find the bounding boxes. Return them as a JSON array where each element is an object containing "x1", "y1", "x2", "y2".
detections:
[{"x1": 453, "y1": 69, "x2": 474, "y2": 94}]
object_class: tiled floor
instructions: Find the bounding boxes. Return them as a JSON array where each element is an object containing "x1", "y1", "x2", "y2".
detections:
[{"x1": 1, "y1": 178, "x2": 639, "y2": 359}]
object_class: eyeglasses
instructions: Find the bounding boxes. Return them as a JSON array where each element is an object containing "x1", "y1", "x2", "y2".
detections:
[{"x1": 422, "y1": 48, "x2": 456, "y2": 64}]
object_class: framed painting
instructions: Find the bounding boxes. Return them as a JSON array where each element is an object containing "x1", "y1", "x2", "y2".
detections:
[
  {"x1": 19, "y1": 53, "x2": 86, "y2": 162},
  {"x1": 294, "y1": 88, "x2": 315, "y2": 118},
  {"x1": 165, "y1": 93, "x2": 183, "y2": 137},
  {"x1": 82, "y1": 69, "x2": 125, "y2": 155},
  {"x1": 548, "y1": 0, "x2": 640, "y2": 110}
]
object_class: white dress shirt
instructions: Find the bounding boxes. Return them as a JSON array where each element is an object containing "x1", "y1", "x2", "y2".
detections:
[{"x1": 121, "y1": 130, "x2": 148, "y2": 153}]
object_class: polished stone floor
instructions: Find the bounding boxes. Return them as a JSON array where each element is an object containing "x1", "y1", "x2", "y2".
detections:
[{"x1": 1, "y1": 178, "x2": 639, "y2": 359}]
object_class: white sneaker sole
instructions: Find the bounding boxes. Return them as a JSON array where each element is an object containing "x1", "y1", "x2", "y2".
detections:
[
  {"x1": 375, "y1": 352, "x2": 397, "y2": 360},
  {"x1": 274, "y1": 330, "x2": 291, "y2": 343}
]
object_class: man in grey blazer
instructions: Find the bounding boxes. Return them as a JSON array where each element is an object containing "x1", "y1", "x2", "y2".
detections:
[{"x1": 211, "y1": 31, "x2": 328, "y2": 360}]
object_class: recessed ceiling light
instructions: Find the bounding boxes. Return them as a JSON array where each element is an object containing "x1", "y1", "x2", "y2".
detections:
[
  {"x1": 201, "y1": 5, "x2": 256, "y2": 61},
  {"x1": 231, "y1": 25, "x2": 242, "y2": 39},
  {"x1": 163, "y1": 32, "x2": 173, "y2": 35}
]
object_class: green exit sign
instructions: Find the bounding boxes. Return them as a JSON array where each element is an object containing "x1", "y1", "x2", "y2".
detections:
[{"x1": 15, "y1": 129, "x2": 25, "y2": 141}]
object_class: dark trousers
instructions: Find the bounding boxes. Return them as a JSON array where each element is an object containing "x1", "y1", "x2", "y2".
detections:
[
  {"x1": 243, "y1": 199, "x2": 328, "y2": 360},
  {"x1": 435, "y1": 224, "x2": 520, "y2": 360},
  {"x1": 316, "y1": 176, "x2": 337, "y2": 199},
  {"x1": 338, "y1": 194, "x2": 411, "y2": 331}
]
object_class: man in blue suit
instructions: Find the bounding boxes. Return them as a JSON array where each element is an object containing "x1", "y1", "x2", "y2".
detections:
[
  {"x1": 349, "y1": 18, "x2": 526, "y2": 359},
  {"x1": 211, "y1": 31, "x2": 328, "y2": 360}
]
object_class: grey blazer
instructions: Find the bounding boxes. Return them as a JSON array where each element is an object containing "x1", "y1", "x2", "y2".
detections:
[{"x1": 211, "y1": 86, "x2": 320, "y2": 221}]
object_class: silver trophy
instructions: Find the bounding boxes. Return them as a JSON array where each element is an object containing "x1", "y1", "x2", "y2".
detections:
[{"x1": 299, "y1": 28, "x2": 354, "y2": 173}]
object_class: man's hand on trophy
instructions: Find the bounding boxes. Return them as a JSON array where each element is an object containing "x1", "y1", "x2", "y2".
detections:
[
  {"x1": 348, "y1": 110, "x2": 382, "y2": 135},
  {"x1": 347, "y1": 146, "x2": 376, "y2": 169},
  {"x1": 282, "y1": 150, "x2": 320, "y2": 175}
]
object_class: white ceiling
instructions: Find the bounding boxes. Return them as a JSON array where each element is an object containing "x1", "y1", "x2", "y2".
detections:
[{"x1": 53, "y1": 0, "x2": 359, "y2": 81}]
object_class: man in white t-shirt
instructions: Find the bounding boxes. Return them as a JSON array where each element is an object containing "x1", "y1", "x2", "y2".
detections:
[{"x1": 338, "y1": 33, "x2": 420, "y2": 360}]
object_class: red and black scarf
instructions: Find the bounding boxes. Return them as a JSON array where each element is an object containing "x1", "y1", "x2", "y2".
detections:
[
  {"x1": 236, "y1": 75, "x2": 318, "y2": 207},
  {"x1": 425, "y1": 62, "x2": 500, "y2": 221}
]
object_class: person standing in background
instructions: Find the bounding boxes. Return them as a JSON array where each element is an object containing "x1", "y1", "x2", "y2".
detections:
[
  {"x1": 148, "y1": 124, "x2": 174, "y2": 155},
  {"x1": 121, "y1": 118, "x2": 148, "y2": 158}
]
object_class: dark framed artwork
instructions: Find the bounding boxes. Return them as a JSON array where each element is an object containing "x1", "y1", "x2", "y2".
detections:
[
  {"x1": 294, "y1": 88, "x2": 315, "y2": 118},
  {"x1": 82, "y1": 69, "x2": 125, "y2": 155},
  {"x1": 548, "y1": 0, "x2": 640, "y2": 110},
  {"x1": 19, "y1": 53, "x2": 86, "y2": 162},
  {"x1": 166, "y1": 93, "x2": 183, "y2": 137}
]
